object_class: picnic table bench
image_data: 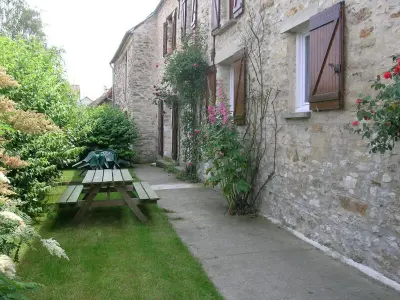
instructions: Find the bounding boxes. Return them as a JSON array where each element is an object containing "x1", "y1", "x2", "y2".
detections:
[{"x1": 57, "y1": 169, "x2": 159, "y2": 223}]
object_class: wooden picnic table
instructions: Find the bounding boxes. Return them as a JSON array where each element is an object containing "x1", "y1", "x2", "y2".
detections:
[{"x1": 72, "y1": 169, "x2": 158, "y2": 223}]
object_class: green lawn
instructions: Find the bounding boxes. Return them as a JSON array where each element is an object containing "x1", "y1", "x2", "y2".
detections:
[{"x1": 18, "y1": 171, "x2": 222, "y2": 300}]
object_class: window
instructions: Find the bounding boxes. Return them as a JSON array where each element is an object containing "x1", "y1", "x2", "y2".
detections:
[
  {"x1": 181, "y1": 0, "x2": 187, "y2": 37},
  {"x1": 296, "y1": 30, "x2": 310, "y2": 112},
  {"x1": 163, "y1": 10, "x2": 177, "y2": 57},
  {"x1": 211, "y1": 0, "x2": 243, "y2": 31}
]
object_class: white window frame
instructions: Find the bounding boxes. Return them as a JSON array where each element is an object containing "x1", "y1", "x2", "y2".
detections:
[
  {"x1": 296, "y1": 30, "x2": 310, "y2": 112},
  {"x1": 229, "y1": 65, "x2": 235, "y2": 115}
]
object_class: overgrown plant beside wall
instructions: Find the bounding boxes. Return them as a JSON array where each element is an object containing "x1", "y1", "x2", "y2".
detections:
[
  {"x1": 202, "y1": 83, "x2": 251, "y2": 213},
  {"x1": 153, "y1": 28, "x2": 208, "y2": 180},
  {"x1": 352, "y1": 55, "x2": 400, "y2": 153}
]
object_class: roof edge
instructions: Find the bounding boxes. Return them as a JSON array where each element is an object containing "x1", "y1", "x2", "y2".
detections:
[{"x1": 110, "y1": 0, "x2": 164, "y2": 64}]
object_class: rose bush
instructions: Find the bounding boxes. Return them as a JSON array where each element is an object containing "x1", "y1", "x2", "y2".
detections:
[{"x1": 352, "y1": 55, "x2": 400, "y2": 153}]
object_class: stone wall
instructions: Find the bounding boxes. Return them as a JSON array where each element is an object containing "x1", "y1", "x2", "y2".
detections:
[
  {"x1": 112, "y1": 0, "x2": 400, "y2": 283},
  {"x1": 113, "y1": 18, "x2": 159, "y2": 162}
]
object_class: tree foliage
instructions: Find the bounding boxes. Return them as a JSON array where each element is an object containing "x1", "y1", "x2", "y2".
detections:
[
  {"x1": 0, "y1": 68, "x2": 68, "y2": 299},
  {"x1": 0, "y1": 0, "x2": 45, "y2": 40},
  {"x1": 0, "y1": 36, "x2": 83, "y2": 216}
]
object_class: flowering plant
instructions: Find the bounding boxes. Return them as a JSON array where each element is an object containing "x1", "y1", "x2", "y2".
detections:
[
  {"x1": 202, "y1": 81, "x2": 250, "y2": 212},
  {"x1": 352, "y1": 55, "x2": 400, "y2": 153},
  {"x1": 0, "y1": 67, "x2": 68, "y2": 299},
  {"x1": 152, "y1": 27, "x2": 208, "y2": 180}
]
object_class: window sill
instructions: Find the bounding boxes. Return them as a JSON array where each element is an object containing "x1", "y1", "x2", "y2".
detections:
[
  {"x1": 282, "y1": 111, "x2": 311, "y2": 119},
  {"x1": 212, "y1": 19, "x2": 237, "y2": 36}
]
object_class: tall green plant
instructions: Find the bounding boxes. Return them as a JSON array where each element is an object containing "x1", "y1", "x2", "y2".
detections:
[
  {"x1": 0, "y1": 36, "x2": 82, "y2": 216},
  {"x1": 154, "y1": 28, "x2": 208, "y2": 178}
]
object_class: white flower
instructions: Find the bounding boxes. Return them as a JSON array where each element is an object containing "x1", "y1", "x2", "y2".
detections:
[
  {"x1": 0, "y1": 172, "x2": 10, "y2": 184},
  {"x1": 0, "y1": 255, "x2": 16, "y2": 278},
  {"x1": 0, "y1": 211, "x2": 24, "y2": 225},
  {"x1": 41, "y1": 238, "x2": 69, "y2": 260}
]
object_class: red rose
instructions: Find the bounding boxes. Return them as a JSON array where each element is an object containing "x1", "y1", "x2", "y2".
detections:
[
  {"x1": 383, "y1": 71, "x2": 392, "y2": 79},
  {"x1": 194, "y1": 63, "x2": 198, "y2": 68},
  {"x1": 394, "y1": 65, "x2": 400, "y2": 74},
  {"x1": 352, "y1": 121, "x2": 359, "y2": 126},
  {"x1": 189, "y1": 162, "x2": 193, "y2": 167},
  {"x1": 155, "y1": 64, "x2": 159, "y2": 68},
  {"x1": 155, "y1": 92, "x2": 159, "y2": 96},
  {"x1": 363, "y1": 116, "x2": 368, "y2": 120},
  {"x1": 386, "y1": 122, "x2": 391, "y2": 127},
  {"x1": 194, "y1": 129, "x2": 200, "y2": 135},
  {"x1": 398, "y1": 57, "x2": 400, "y2": 65},
  {"x1": 356, "y1": 99, "x2": 362, "y2": 104}
]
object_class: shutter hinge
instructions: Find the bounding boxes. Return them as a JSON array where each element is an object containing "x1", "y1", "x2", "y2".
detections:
[{"x1": 328, "y1": 63, "x2": 341, "y2": 75}]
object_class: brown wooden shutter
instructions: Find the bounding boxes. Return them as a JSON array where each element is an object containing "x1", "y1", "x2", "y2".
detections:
[
  {"x1": 233, "y1": 56, "x2": 246, "y2": 125},
  {"x1": 163, "y1": 22, "x2": 168, "y2": 56},
  {"x1": 233, "y1": 0, "x2": 244, "y2": 18},
  {"x1": 172, "y1": 10, "x2": 177, "y2": 50},
  {"x1": 181, "y1": 0, "x2": 187, "y2": 37},
  {"x1": 211, "y1": 0, "x2": 220, "y2": 30},
  {"x1": 191, "y1": 0, "x2": 197, "y2": 29},
  {"x1": 206, "y1": 67, "x2": 217, "y2": 112},
  {"x1": 309, "y1": 2, "x2": 344, "y2": 111}
]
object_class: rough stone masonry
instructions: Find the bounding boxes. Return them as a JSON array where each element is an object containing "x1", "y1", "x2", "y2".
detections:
[{"x1": 110, "y1": 0, "x2": 400, "y2": 284}]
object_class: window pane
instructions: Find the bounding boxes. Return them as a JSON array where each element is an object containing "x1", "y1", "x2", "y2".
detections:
[{"x1": 304, "y1": 35, "x2": 310, "y2": 104}]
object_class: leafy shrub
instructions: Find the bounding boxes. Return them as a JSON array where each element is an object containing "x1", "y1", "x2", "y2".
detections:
[
  {"x1": 0, "y1": 36, "x2": 82, "y2": 216},
  {"x1": 202, "y1": 100, "x2": 250, "y2": 212},
  {"x1": 352, "y1": 55, "x2": 400, "y2": 153},
  {"x1": 83, "y1": 105, "x2": 139, "y2": 161},
  {"x1": 0, "y1": 68, "x2": 68, "y2": 299}
]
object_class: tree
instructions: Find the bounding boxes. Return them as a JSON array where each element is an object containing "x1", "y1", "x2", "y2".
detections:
[{"x1": 0, "y1": 0, "x2": 45, "y2": 40}]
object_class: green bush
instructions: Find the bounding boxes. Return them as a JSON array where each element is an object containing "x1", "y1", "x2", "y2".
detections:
[
  {"x1": 0, "y1": 36, "x2": 82, "y2": 216},
  {"x1": 83, "y1": 105, "x2": 139, "y2": 161}
]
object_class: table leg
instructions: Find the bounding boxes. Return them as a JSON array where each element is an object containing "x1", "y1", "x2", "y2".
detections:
[
  {"x1": 115, "y1": 186, "x2": 148, "y2": 223},
  {"x1": 73, "y1": 186, "x2": 100, "y2": 222}
]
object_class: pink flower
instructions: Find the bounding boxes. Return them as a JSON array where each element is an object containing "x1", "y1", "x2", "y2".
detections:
[
  {"x1": 188, "y1": 161, "x2": 193, "y2": 167},
  {"x1": 194, "y1": 63, "x2": 198, "y2": 68},
  {"x1": 356, "y1": 99, "x2": 361, "y2": 104},
  {"x1": 219, "y1": 102, "x2": 230, "y2": 125},
  {"x1": 155, "y1": 64, "x2": 159, "y2": 68},
  {"x1": 352, "y1": 121, "x2": 359, "y2": 126},
  {"x1": 394, "y1": 65, "x2": 400, "y2": 75},
  {"x1": 194, "y1": 129, "x2": 200, "y2": 135},
  {"x1": 208, "y1": 105, "x2": 217, "y2": 124},
  {"x1": 168, "y1": 47, "x2": 172, "y2": 53},
  {"x1": 383, "y1": 71, "x2": 392, "y2": 79}
]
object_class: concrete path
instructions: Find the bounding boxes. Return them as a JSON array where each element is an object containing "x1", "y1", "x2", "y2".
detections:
[{"x1": 134, "y1": 164, "x2": 400, "y2": 300}]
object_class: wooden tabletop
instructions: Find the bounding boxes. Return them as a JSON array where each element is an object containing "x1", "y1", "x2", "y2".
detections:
[{"x1": 82, "y1": 169, "x2": 133, "y2": 186}]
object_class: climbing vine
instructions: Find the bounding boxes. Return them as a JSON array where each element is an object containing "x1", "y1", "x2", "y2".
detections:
[{"x1": 153, "y1": 28, "x2": 208, "y2": 180}]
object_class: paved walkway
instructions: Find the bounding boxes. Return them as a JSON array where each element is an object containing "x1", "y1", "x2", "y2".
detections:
[{"x1": 134, "y1": 164, "x2": 400, "y2": 300}]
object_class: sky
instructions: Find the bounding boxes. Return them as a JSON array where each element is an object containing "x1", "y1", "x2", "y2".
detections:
[{"x1": 27, "y1": 0, "x2": 160, "y2": 100}]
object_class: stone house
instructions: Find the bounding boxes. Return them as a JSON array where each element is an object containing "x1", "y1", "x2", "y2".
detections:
[{"x1": 110, "y1": 0, "x2": 400, "y2": 286}]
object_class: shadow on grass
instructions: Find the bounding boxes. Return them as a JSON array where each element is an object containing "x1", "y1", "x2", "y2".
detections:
[{"x1": 48, "y1": 204, "x2": 155, "y2": 230}]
